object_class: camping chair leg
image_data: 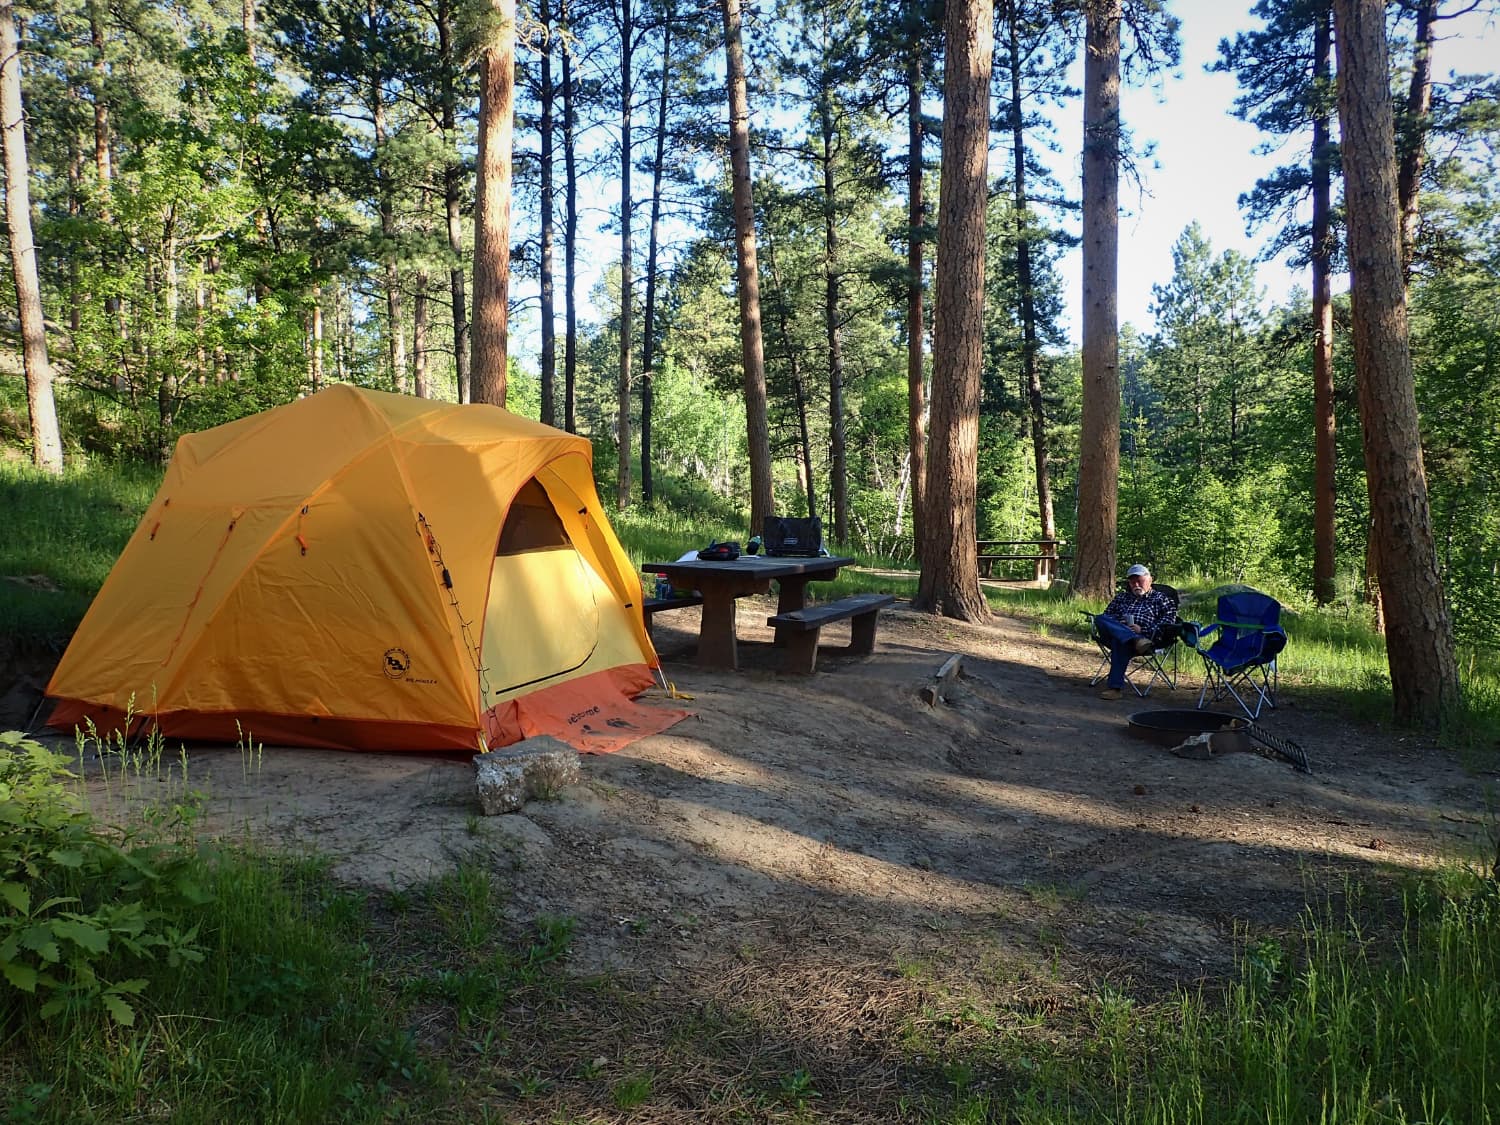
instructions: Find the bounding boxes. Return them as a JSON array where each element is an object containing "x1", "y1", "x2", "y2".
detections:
[
  {"x1": 1125, "y1": 640, "x2": 1180, "y2": 698},
  {"x1": 1197, "y1": 660, "x2": 1276, "y2": 721},
  {"x1": 1089, "y1": 650, "x2": 1111, "y2": 687},
  {"x1": 1129, "y1": 649, "x2": 1175, "y2": 697}
]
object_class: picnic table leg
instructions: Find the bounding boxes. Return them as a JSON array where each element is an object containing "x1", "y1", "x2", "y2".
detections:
[
  {"x1": 696, "y1": 589, "x2": 740, "y2": 669},
  {"x1": 849, "y1": 609, "x2": 879, "y2": 655},
  {"x1": 782, "y1": 629, "x2": 820, "y2": 673},
  {"x1": 772, "y1": 576, "x2": 813, "y2": 648}
]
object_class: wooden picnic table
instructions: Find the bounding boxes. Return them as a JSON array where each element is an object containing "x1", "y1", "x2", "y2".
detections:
[
  {"x1": 976, "y1": 538, "x2": 1071, "y2": 580},
  {"x1": 641, "y1": 554, "x2": 855, "y2": 670}
]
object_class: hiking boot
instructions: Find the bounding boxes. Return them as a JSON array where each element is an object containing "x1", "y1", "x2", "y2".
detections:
[
  {"x1": 1097, "y1": 687, "x2": 1123, "y2": 700},
  {"x1": 1131, "y1": 636, "x2": 1155, "y2": 655}
]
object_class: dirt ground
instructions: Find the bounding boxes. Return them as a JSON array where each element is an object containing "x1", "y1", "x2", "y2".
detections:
[{"x1": 20, "y1": 588, "x2": 1494, "y2": 1005}]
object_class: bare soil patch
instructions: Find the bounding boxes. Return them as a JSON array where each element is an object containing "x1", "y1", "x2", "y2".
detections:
[
  {"x1": 21, "y1": 599, "x2": 1499, "y2": 1117},
  {"x1": 52, "y1": 599, "x2": 1493, "y2": 976}
]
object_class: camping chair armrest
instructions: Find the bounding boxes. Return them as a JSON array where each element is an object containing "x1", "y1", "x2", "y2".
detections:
[
  {"x1": 1180, "y1": 620, "x2": 1214, "y2": 650},
  {"x1": 1155, "y1": 621, "x2": 1186, "y2": 645}
]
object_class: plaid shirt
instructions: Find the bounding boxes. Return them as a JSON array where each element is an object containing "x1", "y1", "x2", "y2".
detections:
[{"x1": 1103, "y1": 587, "x2": 1177, "y2": 637}]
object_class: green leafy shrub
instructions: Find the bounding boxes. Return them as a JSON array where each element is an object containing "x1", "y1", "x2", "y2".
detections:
[{"x1": 0, "y1": 733, "x2": 206, "y2": 1026}]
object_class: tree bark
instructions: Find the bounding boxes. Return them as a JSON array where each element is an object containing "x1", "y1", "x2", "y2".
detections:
[
  {"x1": 1007, "y1": 0, "x2": 1057, "y2": 578},
  {"x1": 764, "y1": 233, "x2": 819, "y2": 520},
  {"x1": 819, "y1": 86, "x2": 847, "y2": 548},
  {"x1": 369, "y1": 0, "x2": 405, "y2": 393},
  {"x1": 2, "y1": 1, "x2": 63, "y2": 472},
  {"x1": 1396, "y1": 0, "x2": 1435, "y2": 280},
  {"x1": 438, "y1": 0, "x2": 471, "y2": 402},
  {"x1": 471, "y1": 0, "x2": 517, "y2": 407},
  {"x1": 88, "y1": 2, "x2": 110, "y2": 202},
  {"x1": 413, "y1": 272, "x2": 430, "y2": 398},
  {"x1": 1075, "y1": 0, "x2": 1121, "y2": 599},
  {"x1": 562, "y1": 0, "x2": 579, "y2": 432},
  {"x1": 906, "y1": 27, "x2": 927, "y2": 561},
  {"x1": 88, "y1": 0, "x2": 124, "y2": 372},
  {"x1": 617, "y1": 0, "x2": 635, "y2": 508},
  {"x1": 1311, "y1": 0, "x2": 1337, "y2": 605},
  {"x1": 721, "y1": 0, "x2": 774, "y2": 532},
  {"x1": 311, "y1": 285, "x2": 324, "y2": 391},
  {"x1": 539, "y1": 0, "x2": 556, "y2": 425},
  {"x1": 1332, "y1": 0, "x2": 1459, "y2": 727},
  {"x1": 914, "y1": 0, "x2": 991, "y2": 620},
  {"x1": 641, "y1": 6, "x2": 672, "y2": 503},
  {"x1": 243, "y1": 0, "x2": 256, "y2": 63}
]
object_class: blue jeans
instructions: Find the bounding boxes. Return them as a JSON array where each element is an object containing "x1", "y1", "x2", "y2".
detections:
[{"x1": 1095, "y1": 614, "x2": 1145, "y2": 688}]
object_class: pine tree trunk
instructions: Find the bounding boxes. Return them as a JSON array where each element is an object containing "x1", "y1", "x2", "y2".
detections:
[
  {"x1": 369, "y1": 0, "x2": 405, "y2": 394},
  {"x1": 413, "y1": 273, "x2": 430, "y2": 398},
  {"x1": 914, "y1": 0, "x2": 990, "y2": 621},
  {"x1": 1075, "y1": 0, "x2": 1121, "y2": 599},
  {"x1": 158, "y1": 234, "x2": 180, "y2": 464},
  {"x1": 67, "y1": 129, "x2": 82, "y2": 334},
  {"x1": 1008, "y1": 0, "x2": 1056, "y2": 578},
  {"x1": 640, "y1": 8, "x2": 672, "y2": 503},
  {"x1": 1397, "y1": 0, "x2": 1435, "y2": 280},
  {"x1": 311, "y1": 285, "x2": 324, "y2": 391},
  {"x1": 820, "y1": 89, "x2": 847, "y2": 548},
  {"x1": 562, "y1": 2, "x2": 579, "y2": 432},
  {"x1": 438, "y1": 0, "x2": 471, "y2": 403},
  {"x1": 1332, "y1": 0, "x2": 1459, "y2": 727},
  {"x1": 617, "y1": 0, "x2": 634, "y2": 509},
  {"x1": 539, "y1": 0, "x2": 556, "y2": 426},
  {"x1": 89, "y1": 0, "x2": 124, "y2": 382},
  {"x1": 764, "y1": 236, "x2": 819, "y2": 520},
  {"x1": 243, "y1": 0, "x2": 256, "y2": 62},
  {"x1": 471, "y1": 0, "x2": 517, "y2": 408},
  {"x1": 2, "y1": 2, "x2": 63, "y2": 472},
  {"x1": 1311, "y1": 0, "x2": 1337, "y2": 605},
  {"x1": 906, "y1": 34, "x2": 927, "y2": 561},
  {"x1": 721, "y1": 0, "x2": 774, "y2": 532}
]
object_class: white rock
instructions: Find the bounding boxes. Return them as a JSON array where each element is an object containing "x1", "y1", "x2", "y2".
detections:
[{"x1": 473, "y1": 735, "x2": 581, "y2": 815}]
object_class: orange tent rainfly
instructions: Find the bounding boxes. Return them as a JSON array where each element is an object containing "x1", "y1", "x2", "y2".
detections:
[{"x1": 47, "y1": 385, "x2": 685, "y2": 753}]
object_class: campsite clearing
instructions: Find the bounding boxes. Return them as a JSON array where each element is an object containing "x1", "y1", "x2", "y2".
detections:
[{"x1": 60, "y1": 596, "x2": 1491, "y2": 980}]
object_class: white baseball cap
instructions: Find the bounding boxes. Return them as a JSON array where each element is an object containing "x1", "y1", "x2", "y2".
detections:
[{"x1": 1125, "y1": 564, "x2": 1150, "y2": 578}]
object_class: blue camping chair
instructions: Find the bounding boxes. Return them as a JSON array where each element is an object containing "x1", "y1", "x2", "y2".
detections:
[{"x1": 1183, "y1": 590, "x2": 1287, "y2": 720}]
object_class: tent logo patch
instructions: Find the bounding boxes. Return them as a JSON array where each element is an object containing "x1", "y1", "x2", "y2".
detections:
[{"x1": 383, "y1": 648, "x2": 411, "y2": 679}]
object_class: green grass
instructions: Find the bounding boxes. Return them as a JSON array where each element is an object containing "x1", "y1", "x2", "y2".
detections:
[
  {"x1": 0, "y1": 459, "x2": 159, "y2": 652},
  {"x1": 993, "y1": 872, "x2": 1500, "y2": 1124},
  {"x1": 7, "y1": 739, "x2": 1499, "y2": 1122}
]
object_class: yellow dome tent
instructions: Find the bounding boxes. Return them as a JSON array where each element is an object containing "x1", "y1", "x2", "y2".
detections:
[{"x1": 47, "y1": 385, "x2": 669, "y2": 752}]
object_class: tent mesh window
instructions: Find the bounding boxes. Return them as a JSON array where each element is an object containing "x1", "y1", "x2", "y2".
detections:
[{"x1": 497, "y1": 478, "x2": 572, "y2": 555}]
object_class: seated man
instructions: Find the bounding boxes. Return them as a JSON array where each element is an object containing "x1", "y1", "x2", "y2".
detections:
[{"x1": 1095, "y1": 563, "x2": 1177, "y2": 700}]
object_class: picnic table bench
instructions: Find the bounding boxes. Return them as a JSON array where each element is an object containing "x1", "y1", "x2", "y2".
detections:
[
  {"x1": 641, "y1": 592, "x2": 704, "y2": 641},
  {"x1": 767, "y1": 592, "x2": 896, "y2": 674},
  {"x1": 977, "y1": 538, "x2": 1072, "y2": 581}
]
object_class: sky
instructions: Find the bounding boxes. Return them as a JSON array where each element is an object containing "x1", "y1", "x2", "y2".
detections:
[{"x1": 1046, "y1": 1, "x2": 1500, "y2": 344}]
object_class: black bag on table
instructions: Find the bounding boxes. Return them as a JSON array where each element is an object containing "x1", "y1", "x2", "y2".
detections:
[{"x1": 697, "y1": 540, "x2": 741, "y2": 561}]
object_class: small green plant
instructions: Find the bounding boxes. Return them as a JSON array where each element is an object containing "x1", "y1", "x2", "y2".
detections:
[
  {"x1": 236, "y1": 721, "x2": 263, "y2": 779},
  {"x1": 430, "y1": 862, "x2": 501, "y2": 954},
  {"x1": 1, "y1": 732, "x2": 207, "y2": 1026},
  {"x1": 611, "y1": 1071, "x2": 655, "y2": 1109},
  {"x1": 776, "y1": 1068, "x2": 819, "y2": 1109},
  {"x1": 509, "y1": 1070, "x2": 552, "y2": 1098}
]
